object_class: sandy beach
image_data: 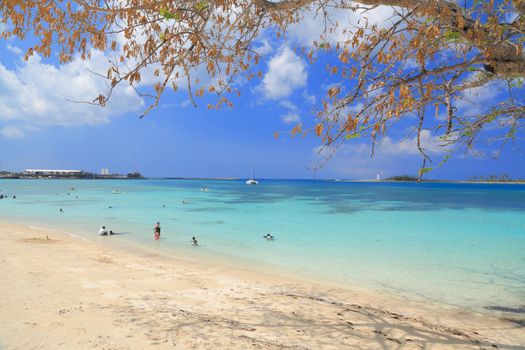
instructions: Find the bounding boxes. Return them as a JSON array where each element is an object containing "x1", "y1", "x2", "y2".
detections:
[{"x1": 0, "y1": 221, "x2": 523, "y2": 350}]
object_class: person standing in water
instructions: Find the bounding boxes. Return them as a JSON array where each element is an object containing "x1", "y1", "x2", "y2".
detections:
[{"x1": 154, "y1": 222, "x2": 161, "y2": 240}]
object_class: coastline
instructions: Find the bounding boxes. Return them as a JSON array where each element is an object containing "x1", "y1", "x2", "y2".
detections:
[
  {"x1": 2, "y1": 177, "x2": 525, "y2": 184},
  {"x1": 1, "y1": 220, "x2": 523, "y2": 349}
]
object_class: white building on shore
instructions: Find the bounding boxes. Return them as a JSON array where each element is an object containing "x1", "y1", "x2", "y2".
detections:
[{"x1": 24, "y1": 169, "x2": 83, "y2": 176}]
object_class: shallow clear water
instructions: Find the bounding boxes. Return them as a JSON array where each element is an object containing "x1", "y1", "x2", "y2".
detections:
[{"x1": 1, "y1": 179, "x2": 524, "y2": 311}]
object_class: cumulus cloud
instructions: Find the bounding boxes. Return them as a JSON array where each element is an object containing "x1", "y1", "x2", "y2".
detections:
[
  {"x1": 0, "y1": 50, "x2": 144, "y2": 127},
  {"x1": 1, "y1": 126, "x2": 25, "y2": 139},
  {"x1": 261, "y1": 46, "x2": 307, "y2": 100}
]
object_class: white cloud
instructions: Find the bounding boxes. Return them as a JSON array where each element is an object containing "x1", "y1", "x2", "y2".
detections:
[
  {"x1": 302, "y1": 90, "x2": 316, "y2": 105},
  {"x1": 6, "y1": 45, "x2": 23, "y2": 55},
  {"x1": 1, "y1": 126, "x2": 25, "y2": 139},
  {"x1": 380, "y1": 130, "x2": 446, "y2": 155},
  {"x1": 254, "y1": 38, "x2": 273, "y2": 55},
  {"x1": 279, "y1": 100, "x2": 298, "y2": 111},
  {"x1": 261, "y1": 46, "x2": 307, "y2": 99},
  {"x1": 287, "y1": 5, "x2": 398, "y2": 47},
  {"x1": 0, "y1": 50, "x2": 144, "y2": 127},
  {"x1": 282, "y1": 113, "x2": 300, "y2": 124},
  {"x1": 312, "y1": 130, "x2": 448, "y2": 178},
  {"x1": 278, "y1": 100, "x2": 302, "y2": 124},
  {"x1": 455, "y1": 80, "x2": 505, "y2": 117}
]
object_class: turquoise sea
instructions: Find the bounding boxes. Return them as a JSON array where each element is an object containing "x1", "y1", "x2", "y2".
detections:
[{"x1": 1, "y1": 179, "x2": 524, "y2": 312}]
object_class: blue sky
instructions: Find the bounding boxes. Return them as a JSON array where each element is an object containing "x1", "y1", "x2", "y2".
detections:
[{"x1": 0, "y1": 6, "x2": 524, "y2": 180}]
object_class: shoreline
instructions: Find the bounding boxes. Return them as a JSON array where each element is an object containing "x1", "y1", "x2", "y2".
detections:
[
  {"x1": 2, "y1": 216, "x2": 511, "y2": 316},
  {"x1": 2, "y1": 177, "x2": 525, "y2": 184},
  {"x1": 1, "y1": 221, "x2": 524, "y2": 349}
]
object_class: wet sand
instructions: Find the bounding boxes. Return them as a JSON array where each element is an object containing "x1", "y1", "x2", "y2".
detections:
[{"x1": 0, "y1": 221, "x2": 523, "y2": 349}]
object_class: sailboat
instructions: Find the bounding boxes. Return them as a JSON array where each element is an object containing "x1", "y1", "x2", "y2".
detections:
[{"x1": 246, "y1": 164, "x2": 258, "y2": 185}]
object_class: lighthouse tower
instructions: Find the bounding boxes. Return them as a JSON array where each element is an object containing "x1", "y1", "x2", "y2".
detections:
[{"x1": 376, "y1": 172, "x2": 381, "y2": 181}]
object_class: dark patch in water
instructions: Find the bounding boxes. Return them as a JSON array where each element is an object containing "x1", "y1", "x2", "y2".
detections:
[
  {"x1": 485, "y1": 305, "x2": 525, "y2": 313},
  {"x1": 205, "y1": 220, "x2": 225, "y2": 225},
  {"x1": 322, "y1": 206, "x2": 360, "y2": 215},
  {"x1": 186, "y1": 207, "x2": 233, "y2": 212}
]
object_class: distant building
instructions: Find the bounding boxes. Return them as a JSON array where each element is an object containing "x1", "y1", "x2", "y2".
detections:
[
  {"x1": 376, "y1": 172, "x2": 381, "y2": 181},
  {"x1": 100, "y1": 168, "x2": 109, "y2": 175},
  {"x1": 25, "y1": 169, "x2": 83, "y2": 176},
  {"x1": 127, "y1": 172, "x2": 143, "y2": 178}
]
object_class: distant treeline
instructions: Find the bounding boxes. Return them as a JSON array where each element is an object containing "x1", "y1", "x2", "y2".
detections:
[
  {"x1": 468, "y1": 174, "x2": 525, "y2": 182},
  {"x1": 385, "y1": 175, "x2": 420, "y2": 181},
  {"x1": 384, "y1": 174, "x2": 525, "y2": 183}
]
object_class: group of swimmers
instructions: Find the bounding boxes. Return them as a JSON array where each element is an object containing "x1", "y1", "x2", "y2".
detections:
[
  {"x1": 97, "y1": 214, "x2": 276, "y2": 244},
  {"x1": 98, "y1": 221, "x2": 275, "y2": 245},
  {"x1": 97, "y1": 221, "x2": 199, "y2": 246}
]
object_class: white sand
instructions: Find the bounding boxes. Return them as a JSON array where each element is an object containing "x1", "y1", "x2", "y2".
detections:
[{"x1": 0, "y1": 221, "x2": 523, "y2": 349}]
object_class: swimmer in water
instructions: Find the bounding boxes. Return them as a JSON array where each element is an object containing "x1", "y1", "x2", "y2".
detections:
[
  {"x1": 98, "y1": 226, "x2": 108, "y2": 236},
  {"x1": 191, "y1": 236, "x2": 198, "y2": 246},
  {"x1": 263, "y1": 233, "x2": 274, "y2": 240},
  {"x1": 154, "y1": 222, "x2": 161, "y2": 240}
]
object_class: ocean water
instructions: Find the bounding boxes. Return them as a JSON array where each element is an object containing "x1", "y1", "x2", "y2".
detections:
[{"x1": 1, "y1": 179, "x2": 524, "y2": 311}]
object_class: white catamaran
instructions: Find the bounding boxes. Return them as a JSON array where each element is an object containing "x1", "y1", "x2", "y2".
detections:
[{"x1": 246, "y1": 164, "x2": 258, "y2": 185}]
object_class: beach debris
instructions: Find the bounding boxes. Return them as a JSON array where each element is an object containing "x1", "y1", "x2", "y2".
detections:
[{"x1": 19, "y1": 237, "x2": 59, "y2": 244}]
